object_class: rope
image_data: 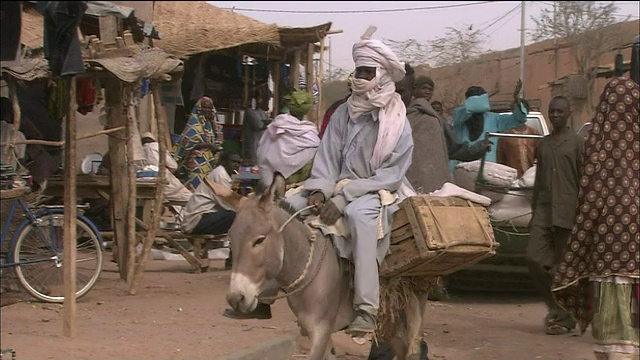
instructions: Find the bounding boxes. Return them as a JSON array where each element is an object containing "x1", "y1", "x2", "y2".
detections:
[{"x1": 259, "y1": 204, "x2": 329, "y2": 301}]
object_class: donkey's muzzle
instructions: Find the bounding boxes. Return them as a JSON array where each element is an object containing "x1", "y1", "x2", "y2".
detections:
[{"x1": 226, "y1": 291, "x2": 249, "y2": 312}]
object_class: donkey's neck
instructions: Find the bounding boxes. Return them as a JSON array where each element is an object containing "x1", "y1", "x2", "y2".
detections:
[{"x1": 272, "y1": 207, "x2": 314, "y2": 288}]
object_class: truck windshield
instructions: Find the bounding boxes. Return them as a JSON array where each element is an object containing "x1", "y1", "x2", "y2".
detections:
[{"x1": 525, "y1": 116, "x2": 544, "y2": 135}]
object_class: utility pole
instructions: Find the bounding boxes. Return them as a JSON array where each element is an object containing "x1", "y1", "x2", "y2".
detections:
[
  {"x1": 329, "y1": 37, "x2": 333, "y2": 81},
  {"x1": 553, "y1": 1, "x2": 558, "y2": 78},
  {"x1": 519, "y1": 0, "x2": 526, "y2": 98}
]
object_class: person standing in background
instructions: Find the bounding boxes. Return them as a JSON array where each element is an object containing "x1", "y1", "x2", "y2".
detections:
[{"x1": 527, "y1": 96, "x2": 583, "y2": 335}]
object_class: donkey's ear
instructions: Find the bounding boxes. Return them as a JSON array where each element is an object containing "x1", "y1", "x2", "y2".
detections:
[
  {"x1": 261, "y1": 172, "x2": 286, "y2": 207},
  {"x1": 204, "y1": 177, "x2": 246, "y2": 210}
]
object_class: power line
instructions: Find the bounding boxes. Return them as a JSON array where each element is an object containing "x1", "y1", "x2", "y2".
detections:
[
  {"x1": 486, "y1": 5, "x2": 522, "y2": 37},
  {"x1": 223, "y1": 1, "x2": 495, "y2": 14},
  {"x1": 480, "y1": 3, "x2": 522, "y2": 33}
]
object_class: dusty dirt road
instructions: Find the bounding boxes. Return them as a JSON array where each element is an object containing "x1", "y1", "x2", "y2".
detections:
[{"x1": 1, "y1": 255, "x2": 594, "y2": 360}]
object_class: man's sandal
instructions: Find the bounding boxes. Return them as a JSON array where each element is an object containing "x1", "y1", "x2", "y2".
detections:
[{"x1": 545, "y1": 323, "x2": 572, "y2": 335}]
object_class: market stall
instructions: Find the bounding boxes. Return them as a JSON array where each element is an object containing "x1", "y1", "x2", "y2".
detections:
[{"x1": 1, "y1": 1, "x2": 182, "y2": 337}]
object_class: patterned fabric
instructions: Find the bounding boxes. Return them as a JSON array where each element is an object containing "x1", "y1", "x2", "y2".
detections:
[
  {"x1": 552, "y1": 77, "x2": 640, "y2": 334},
  {"x1": 174, "y1": 97, "x2": 224, "y2": 191}
]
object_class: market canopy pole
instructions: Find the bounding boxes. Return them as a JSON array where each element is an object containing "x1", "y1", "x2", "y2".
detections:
[{"x1": 62, "y1": 75, "x2": 78, "y2": 338}]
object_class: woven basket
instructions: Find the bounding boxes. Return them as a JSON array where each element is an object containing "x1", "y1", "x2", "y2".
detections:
[{"x1": 380, "y1": 195, "x2": 498, "y2": 278}]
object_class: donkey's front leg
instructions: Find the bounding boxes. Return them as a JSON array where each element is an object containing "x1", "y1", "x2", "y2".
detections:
[{"x1": 305, "y1": 321, "x2": 333, "y2": 360}]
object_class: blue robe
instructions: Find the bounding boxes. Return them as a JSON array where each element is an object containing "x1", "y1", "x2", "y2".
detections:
[{"x1": 449, "y1": 105, "x2": 527, "y2": 172}]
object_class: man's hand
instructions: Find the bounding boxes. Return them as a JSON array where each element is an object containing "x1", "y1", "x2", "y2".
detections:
[
  {"x1": 480, "y1": 138, "x2": 493, "y2": 153},
  {"x1": 307, "y1": 192, "x2": 325, "y2": 214},
  {"x1": 513, "y1": 79, "x2": 523, "y2": 102},
  {"x1": 319, "y1": 200, "x2": 342, "y2": 225}
]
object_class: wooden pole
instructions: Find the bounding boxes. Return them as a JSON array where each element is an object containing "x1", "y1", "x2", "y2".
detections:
[
  {"x1": 271, "y1": 61, "x2": 280, "y2": 114},
  {"x1": 306, "y1": 43, "x2": 315, "y2": 122},
  {"x1": 317, "y1": 37, "x2": 325, "y2": 126},
  {"x1": 291, "y1": 50, "x2": 301, "y2": 90},
  {"x1": 62, "y1": 76, "x2": 78, "y2": 338},
  {"x1": 129, "y1": 83, "x2": 167, "y2": 295},
  {"x1": 104, "y1": 79, "x2": 128, "y2": 279},
  {"x1": 125, "y1": 88, "x2": 137, "y2": 286},
  {"x1": 8, "y1": 79, "x2": 21, "y2": 152},
  {"x1": 0, "y1": 127, "x2": 125, "y2": 147},
  {"x1": 243, "y1": 63, "x2": 250, "y2": 106}
]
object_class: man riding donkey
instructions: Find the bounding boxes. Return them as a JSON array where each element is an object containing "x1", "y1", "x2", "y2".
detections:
[
  {"x1": 284, "y1": 25, "x2": 416, "y2": 336},
  {"x1": 214, "y1": 27, "x2": 440, "y2": 360}
]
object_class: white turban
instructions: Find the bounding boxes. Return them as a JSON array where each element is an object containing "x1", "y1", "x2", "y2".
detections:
[{"x1": 347, "y1": 26, "x2": 407, "y2": 169}]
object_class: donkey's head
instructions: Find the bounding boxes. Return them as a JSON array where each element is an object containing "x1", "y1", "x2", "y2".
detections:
[{"x1": 213, "y1": 173, "x2": 288, "y2": 313}]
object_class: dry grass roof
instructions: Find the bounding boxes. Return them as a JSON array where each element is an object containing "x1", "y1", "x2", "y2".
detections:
[
  {"x1": 21, "y1": 7, "x2": 44, "y2": 50},
  {"x1": 152, "y1": 1, "x2": 280, "y2": 58}
]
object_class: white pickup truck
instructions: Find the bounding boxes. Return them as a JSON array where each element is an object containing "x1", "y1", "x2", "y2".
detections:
[{"x1": 502, "y1": 110, "x2": 550, "y2": 136}]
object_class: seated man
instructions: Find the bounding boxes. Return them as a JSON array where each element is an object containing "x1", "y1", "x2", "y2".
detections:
[
  {"x1": 256, "y1": 90, "x2": 320, "y2": 190},
  {"x1": 180, "y1": 151, "x2": 242, "y2": 236},
  {"x1": 141, "y1": 132, "x2": 193, "y2": 203},
  {"x1": 285, "y1": 27, "x2": 415, "y2": 334}
]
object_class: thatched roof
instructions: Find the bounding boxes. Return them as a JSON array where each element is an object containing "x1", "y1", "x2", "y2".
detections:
[
  {"x1": 3, "y1": 45, "x2": 183, "y2": 84},
  {"x1": 152, "y1": 2, "x2": 280, "y2": 58},
  {"x1": 278, "y1": 22, "x2": 332, "y2": 48},
  {"x1": 21, "y1": 7, "x2": 44, "y2": 50}
]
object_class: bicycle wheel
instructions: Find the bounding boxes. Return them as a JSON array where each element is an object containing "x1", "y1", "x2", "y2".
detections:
[{"x1": 12, "y1": 213, "x2": 103, "y2": 303}]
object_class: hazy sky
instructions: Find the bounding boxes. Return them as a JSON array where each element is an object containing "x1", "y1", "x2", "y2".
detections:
[{"x1": 208, "y1": 1, "x2": 639, "y2": 72}]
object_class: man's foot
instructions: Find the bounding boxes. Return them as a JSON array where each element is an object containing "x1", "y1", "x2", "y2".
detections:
[
  {"x1": 222, "y1": 303, "x2": 272, "y2": 320},
  {"x1": 545, "y1": 323, "x2": 573, "y2": 335},
  {"x1": 346, "y1": 310, "x2": 376, "y2": 335}
]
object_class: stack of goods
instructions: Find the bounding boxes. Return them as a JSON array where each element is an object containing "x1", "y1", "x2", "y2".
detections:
[
  {"x1": 452, "y1": 160, "x2": 536, "y2": 228},
  {"x1": 0, "y1": 165, "x2": 16, "y2": 190}
]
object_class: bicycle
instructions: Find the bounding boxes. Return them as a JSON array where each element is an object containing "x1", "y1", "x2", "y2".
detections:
[{"x1": 1, "y1": 191, "x2": 104, "y2": 303}]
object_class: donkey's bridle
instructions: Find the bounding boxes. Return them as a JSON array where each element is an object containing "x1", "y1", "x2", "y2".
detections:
[{"x1": 258, "y1": 205, "x2": 329, "y2": 301}]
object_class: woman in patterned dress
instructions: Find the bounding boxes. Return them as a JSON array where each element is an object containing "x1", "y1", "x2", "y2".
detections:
[
  {"x1": 174, "y1": 96, "x2": 224, "y2": 191},
  {"x1": 551, "y1": 77, "x2": 639, "y2": 360}
]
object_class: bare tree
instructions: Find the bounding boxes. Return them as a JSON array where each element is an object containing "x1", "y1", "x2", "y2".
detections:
[
  {"x1": 323, "y1": 67, "x2": 351, "y2": 82},
  {"x1": 382, "y1": 38, "x2": 431, "y2": 66},
  {"x1": 530, "y1": 1, "x2": 620, "y2": 116},
  {"x1": 430, "y1": 25, "x2": 485, "y2": 66}
]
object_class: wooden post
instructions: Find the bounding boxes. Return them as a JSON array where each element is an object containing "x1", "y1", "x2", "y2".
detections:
[
  {"x1": 62, "y1": 76, "x2": 78, "y2": 338},
  {"x1": 317, "y1": 37, "x2": 325, "y2": 126},
  {"x1": 129, "y1": 83, "x2": 167, "y2": 295},
  {"x1": 99, "y1": 15, "x2": 118, "y2": 45},
  {"x1": 271, "y1": 61, "x2": 280, "y2": 113},
  {"x1": 7, "y1": 80, "x2": 21, "y2": 153},
  {"x1": 291, "y1": 50, "x2": 301, "y2": 90},
  {"x1": 243, "y1": 63, "x2": 250, "y2": 106},
  {"x1": 306, "y1": 43, "x2": 315, "y2": 122},
  {"x1": 105, "y1": 79, "x2": 129, "y2": 280},
  {"x1": 125, "y1": 88, "x2": 138, "y2": 286}
]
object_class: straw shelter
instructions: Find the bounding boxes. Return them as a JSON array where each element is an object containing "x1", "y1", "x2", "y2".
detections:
[
  {"x1": 2, "y1": 1, "x2": 183, "y2": 338},
  {"x1": 152, "y1": 1, "x2": 281, "y2": 59}
]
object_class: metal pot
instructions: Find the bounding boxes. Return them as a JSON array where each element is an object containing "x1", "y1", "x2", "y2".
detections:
[{"x1": 216, "y1": 113, "x2": 227, "y2": 124}]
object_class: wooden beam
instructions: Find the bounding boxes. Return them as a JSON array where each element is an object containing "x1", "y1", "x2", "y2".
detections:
[
  {"x1": 271, "y1": 61, "x2": 280, "y2": 114},
  {"x1": 291, "y1": 50, "x2": 301, "y2": 90},
  {"x1": 104, "y1": 79, "x2": 128, "y2": 280},
  {"x1": 62, "y1": 76, "x2": 78, "y2": 338},
  {"x1": 129, "y1": 84, "x2": 168, "y2": 295},
  {"x1": 306, "y1": 43, "x2": 315, "y2": 122},
  {"x1": 316, "y1": 37, "x2": 325, "y2": 126},
  {"x1": 125, "y1": 88, "x2": 137, "y2": 286},
  {"x1": 98, "y1": 15, "x2": 118, "y2": 45}
]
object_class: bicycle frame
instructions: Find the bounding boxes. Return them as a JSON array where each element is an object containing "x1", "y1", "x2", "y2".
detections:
[{"x1": 0, "y1": 198, "x2": 104, "y2": 268}]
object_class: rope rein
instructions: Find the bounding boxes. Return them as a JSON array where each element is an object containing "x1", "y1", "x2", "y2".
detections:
[{"x1": 259, "y1": 204, "x2": 328, "y2": 301}]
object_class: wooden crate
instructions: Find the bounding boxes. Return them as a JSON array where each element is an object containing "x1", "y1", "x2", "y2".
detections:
[{"x1": 380, "y1": 195, "x2": 498, "y2": 278}]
